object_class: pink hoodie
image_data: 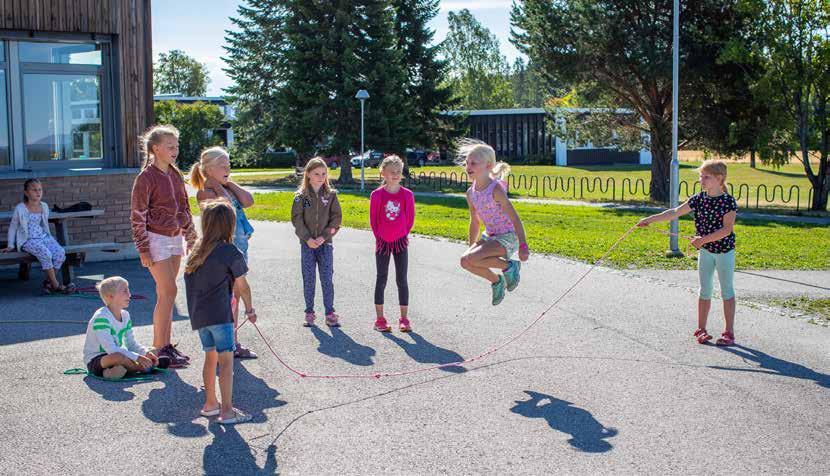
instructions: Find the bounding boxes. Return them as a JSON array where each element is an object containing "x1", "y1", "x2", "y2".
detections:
[{"x1": 369, "y1": 186, "x2": 415, "y2": 255}]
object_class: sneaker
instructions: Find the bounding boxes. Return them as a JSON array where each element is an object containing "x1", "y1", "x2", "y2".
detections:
[
  {"x1": 503, "y1": 260, "x2": 521, "y2": 292},
  {"x1": 303, "y1": 312, "x2": 317, "y2": 327},
  {"x1": 156, "y1": 355, "x2": 172, "y2": 369},
  {"x1": 159, "y1": 345, "x2": 188, "y2": 368},
  {"x1": 325, "y1": 313, "x2": 341, "y2": 327},
  {"x1": 169, "y1": 343, "x2": 191, "y2": 362},
  {"x1": 234, "y1": 343, "x2": 258, "y2": 359},
  {"x1": 374, "y1": 316, "x2": 391, "y2": 332},
  {"x1": 491, "y1": 275, "x2": 506, "y2": 306},
  {"x1": 398, "y1": 317, "x2": 412, "y2": 333},
  {"x1": 103, "y1": 365, "x2": 127, "y2": 380}
]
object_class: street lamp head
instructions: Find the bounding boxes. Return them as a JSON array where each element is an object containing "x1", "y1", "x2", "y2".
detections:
[{"x1": 355, "y1": 89, "x2": 369, "y2": 100}]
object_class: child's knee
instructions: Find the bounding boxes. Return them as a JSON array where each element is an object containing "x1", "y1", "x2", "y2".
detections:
[{"x1": 459, "y1": 255, "x2": 473, "y2": 269}]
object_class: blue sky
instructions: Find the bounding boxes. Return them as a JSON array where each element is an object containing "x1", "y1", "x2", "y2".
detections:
[{"x1": 151, "y1": 0, "x2": 520, "y2": 96}]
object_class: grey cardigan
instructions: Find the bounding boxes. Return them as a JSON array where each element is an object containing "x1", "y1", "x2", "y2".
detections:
[{"x1": 6, "y1": 202, "x2": 52, "y2": 251}]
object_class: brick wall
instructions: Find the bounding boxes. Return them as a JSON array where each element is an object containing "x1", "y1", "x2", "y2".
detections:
[{"x1": 0, "y1": 172, "x2": 136, "y2": 248}]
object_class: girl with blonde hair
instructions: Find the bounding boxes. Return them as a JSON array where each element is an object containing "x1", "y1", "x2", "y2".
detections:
[
  {"x1": 458, "y1": 140, "x2": 530, "y2": 306},
  {"x1": 130, "y1": 125, "x2": 197, "y2": 366},
  {"x1": 638, "y1": 159, "x2": 739, "y2": 346},
  {"x1": 189, "y1": 146, "x2": 257, "y2": 358}
]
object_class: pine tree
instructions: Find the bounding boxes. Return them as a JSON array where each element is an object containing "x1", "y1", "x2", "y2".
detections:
[
  {"x1": 391, "y1": 0, "x2": 457, "y2": 151},
  {"x1": 223, "y1": 0, "x2": 287, "y2": 161}
]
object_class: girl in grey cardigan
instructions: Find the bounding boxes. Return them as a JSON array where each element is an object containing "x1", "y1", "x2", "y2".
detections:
[{"x1": 2, "y1": 179, "x2": 74, "y2": 294}]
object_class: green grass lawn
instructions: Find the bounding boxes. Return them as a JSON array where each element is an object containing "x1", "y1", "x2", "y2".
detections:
[
  {"x1": 233, "y1": 161, "x2": 825, "y2": 212},
  {"x1": 769, "y1": 297, "x2": 830, "y2": 324},
  {"x1": 191, "y1": 191, "x2": 830, "y2": 271}
]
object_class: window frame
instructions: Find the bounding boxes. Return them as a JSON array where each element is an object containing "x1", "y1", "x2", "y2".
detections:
[
  {"x1": 0, "y1": 31, "x2": 117, "y2": 173},
  {"x1": 0, "y1": 40, "x2": 11, "y2": 171}
]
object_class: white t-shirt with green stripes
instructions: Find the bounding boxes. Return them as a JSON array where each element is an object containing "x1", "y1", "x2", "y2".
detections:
[{"x1": 82, "y1": 307, "x2": 148, "y2": 365}]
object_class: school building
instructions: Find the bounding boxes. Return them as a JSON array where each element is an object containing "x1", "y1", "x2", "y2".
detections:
[
  {"x1": 0, "y1": 0, "x2": 154, "y2": 261},
  {"x1": 448, "y1": 108, "x2": 652, "y2": 166}
]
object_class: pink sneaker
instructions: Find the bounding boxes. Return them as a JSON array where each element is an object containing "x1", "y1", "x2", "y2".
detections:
[
  {"x1": 398, "y1": 317, "x2": 411, "y2": 333},
  {"x1": 303, "y1": 312, "x2": 316, "y2": 327},
  {"x1": 325, "y1": 313, "x2": 341, "y2": 327},
  {"x1": 374, "y1": 317, "x2": 391, "y2": 332}
]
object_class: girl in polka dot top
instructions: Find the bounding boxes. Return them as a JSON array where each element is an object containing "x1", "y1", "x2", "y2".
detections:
[{"x1": 637, "y1": 160, "x2": 738, "y2": 346}]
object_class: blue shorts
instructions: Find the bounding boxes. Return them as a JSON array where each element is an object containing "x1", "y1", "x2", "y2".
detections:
[{"x1": 197, "y1": 323, "x2": 236, "y2": 353}]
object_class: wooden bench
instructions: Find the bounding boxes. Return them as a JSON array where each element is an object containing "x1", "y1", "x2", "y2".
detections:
[
  {"x1": 0, "y1": 209, "x2": 120, "y2": 285},
  {"x1": 0, "y1": 242, "x2": 121, "y2": 285}
]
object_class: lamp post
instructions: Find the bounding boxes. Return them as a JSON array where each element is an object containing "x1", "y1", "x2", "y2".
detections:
[
  {"x1": 355, "y1": 89, "x2": 370, "y2": 191},
  {"x1": 667, "y1": 0, "x2": 682, "y2": 257}
]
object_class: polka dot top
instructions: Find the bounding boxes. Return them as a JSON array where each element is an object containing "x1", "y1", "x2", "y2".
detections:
[{"x1": 687, "y1": 192, "x2": 738, "y2": 253}]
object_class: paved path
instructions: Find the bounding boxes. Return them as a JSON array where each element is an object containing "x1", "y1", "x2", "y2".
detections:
[
  {"x1": 1, "y1": 221, "x2": 828, "y2": 475},
  {"x1": 213, "y1": 184, "x2": 830, "y2": 225}
]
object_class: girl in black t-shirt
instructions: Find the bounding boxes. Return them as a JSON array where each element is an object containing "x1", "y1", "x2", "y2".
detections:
[{"x1": 638, "y1": 160, "x2": 738, "y2": 346}]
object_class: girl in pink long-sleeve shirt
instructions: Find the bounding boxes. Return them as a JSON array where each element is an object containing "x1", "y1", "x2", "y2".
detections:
[{"x1": 369, "y1": 156, "x2": 415, "y2": 333}]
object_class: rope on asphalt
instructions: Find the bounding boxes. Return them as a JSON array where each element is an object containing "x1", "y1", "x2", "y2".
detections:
[{"x1": 237, "y1": 224, "x2": 693, "y2": 380}]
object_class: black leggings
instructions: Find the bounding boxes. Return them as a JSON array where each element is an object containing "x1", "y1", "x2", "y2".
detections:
[{"x1": 374, "y1": 248, "x2": 409, "y2": 306}]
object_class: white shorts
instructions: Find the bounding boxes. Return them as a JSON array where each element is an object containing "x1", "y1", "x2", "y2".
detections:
[{"x1": 148, "y1": 231, "x2": 185, "y2": 263}]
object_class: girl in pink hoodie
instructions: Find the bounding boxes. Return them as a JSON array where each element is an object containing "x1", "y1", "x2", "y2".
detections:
[{"x1": 369, "y1": 155, "x2": 415, "y2": 332}]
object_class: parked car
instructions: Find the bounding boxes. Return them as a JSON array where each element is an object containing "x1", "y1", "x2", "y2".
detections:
[
  {"x1": 407, "y1": 149, "x2": 441, "y2": 167},
  {"x1": 350, "y1": 150, "x2": 383, "y2": 168},
  {"x1": 319, "y1": 155, "x2": 341, "y2": 169}
]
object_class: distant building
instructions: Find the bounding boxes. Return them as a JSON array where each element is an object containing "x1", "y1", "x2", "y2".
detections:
[
  {"x1": 154, "y1": 94, "x2": 235, "y2": 149},
  {"x1": 446, "y1": 107, "x2": 652, "y2": 166}
]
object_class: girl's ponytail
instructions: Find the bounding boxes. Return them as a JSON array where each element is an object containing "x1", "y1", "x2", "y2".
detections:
[
  {"x1": 189, "y1": 162, "x2": 206, "y2": 190},
  {"x1": 491, "y1": 161, "x2": 511, "y2": 181}
]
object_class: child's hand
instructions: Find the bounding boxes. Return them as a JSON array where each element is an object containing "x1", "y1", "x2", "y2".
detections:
[
  {"x1": 1, "y1": 247, "x2": 13, "y2": 253},
  {"x1": 519, "y1": 244, "x2": 530, "y2": 262},
  {"x1": 139, "y1": 252, "x2": 153, "y2": 268},
  {"x1": 690, "y1": 236, "x2": 706, "y2": 249},
  {"x1": 145, "y1": 351, "x2": 159, "y2": 366},
  {"x1": 637, "y1": 218, "x2": 651, "y2": 227},
  {"x1": 328, "y1": 227, "x2": 338, "y2": 237},
  {"x1": 315, "y1": 237, "x2": 326, "y2": 247},
  {"x1": 306, "y1": 238, "x2": 319, "y2": 249},
  {"x1": 245, "y1": 308, "x2": 257, "y2": 324},
  {"x1": 137, "y1": 355, "x2": 153, "y2": 370}
]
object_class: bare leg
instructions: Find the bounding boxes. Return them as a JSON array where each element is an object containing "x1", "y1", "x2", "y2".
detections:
[
  {"x1": 100, "y1": 353, "x2": 147, "y2": 372},
  {"x1": 217, "y1": 351, "x2": 235, "y2": 419},
  {"x1": 400, "y1": 305, "x2": 408, "y2": 319},
  {"x1": 148, "y1": 257, "x2": 180, "y2": 349},
  {"x1": 723, "y1": 298, "x2": 736, "y2": 334},
  {"x1": 375, "y1": 304, "x2": 384, "y2": 318},
  {"x1": 202, "y1": 350, "x2": 220, "y2": 413},
  {"x1": 460, "y1": 241, "x2": 508, "y2": 284},
  {"x1": 698, "y1": 298, "x2": 711, "y2": 330},
  {"x1": 232, "y1": 282, "x2": 241, "y2": 344},
  {"x1": 44, "y1": 268, "x2": 61, "y2": 289}
]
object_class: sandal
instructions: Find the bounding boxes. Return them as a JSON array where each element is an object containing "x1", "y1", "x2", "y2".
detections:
[
  {"x1": 693, "y1": 328, "x2": 712, "y2": 344},
  {"x1": 218, "y1": 409, "x2": 253, "y2": 425},
  {"x1": 715, "y1": 332, "x2": 735, "y2": 346}
]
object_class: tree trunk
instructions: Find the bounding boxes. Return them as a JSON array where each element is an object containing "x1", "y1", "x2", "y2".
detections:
[
  {"x1": 338, "y1": 154, "x2": 355, "y2": 185},
  {"x1": 648, "y1": 122, "x2": 672, "y2": 204},
  {"x1": 810, "y1": 156, "x2": 829, "y2": 211},
  {"x1": 749, "y1": 149, "x2": 756, "y2": 169}
]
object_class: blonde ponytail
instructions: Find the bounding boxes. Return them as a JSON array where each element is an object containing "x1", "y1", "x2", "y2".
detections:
[{"x1": 189, "y1": 146, "x2": 230, "y2": 191}]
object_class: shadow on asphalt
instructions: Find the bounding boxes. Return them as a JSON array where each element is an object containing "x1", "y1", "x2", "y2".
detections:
[
  {"x1": 510, "y1": 390, "x2": 618, "y2": 453},
  {"x1": 83, "y1": 375, "x2": 158, "y2": 402},
  {"x1": 382, "y1": 331, "x2": 467, "y2": 373},
  {"x1": 711, "y1": 344, "x2": 830, "y2": 389},
  {"x1": 0, "y1": 260, "x2": 190, "y2": 346},
  {"x1": 204, "y1": 424, "x2": 278, "y2": 475},
  {"x1": 141, "y1": 369, "x2": 208, "y2": 438},
  {"x1": 309, "y1": 325, "x2": 376, "y2": 366}
]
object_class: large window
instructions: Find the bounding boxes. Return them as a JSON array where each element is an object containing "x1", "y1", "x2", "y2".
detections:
[{"x1": 1, "y1": 35, "x2": 115, "y2": 171}]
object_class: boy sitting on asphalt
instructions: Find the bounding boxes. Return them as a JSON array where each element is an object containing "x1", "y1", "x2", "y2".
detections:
[{"x1": 82, "y1": 276, "x2": 169, "y2": 379}]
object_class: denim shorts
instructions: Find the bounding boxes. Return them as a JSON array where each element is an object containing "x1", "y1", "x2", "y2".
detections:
[
  {"x1": 198, "y1": 323, "x2": 236, "y2": 353},
  {"x1": 482, "y1": 231, "x2": 519, "y2": 258}
]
